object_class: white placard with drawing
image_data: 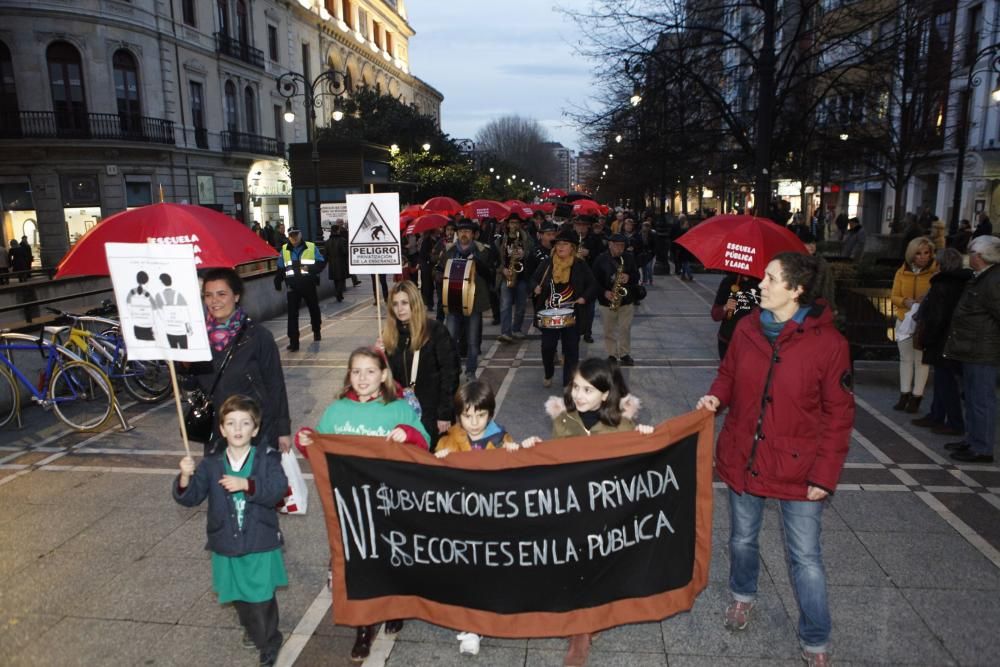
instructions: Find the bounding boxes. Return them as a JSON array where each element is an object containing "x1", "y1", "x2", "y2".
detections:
[
  {"x1": 105, "y1": 243, "x2": 211, "y2": 362},
  {"x1": 347, "y1": 193, "x2": 402, "y2": 275}
]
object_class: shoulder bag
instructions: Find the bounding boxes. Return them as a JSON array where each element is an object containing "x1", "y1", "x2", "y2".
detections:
[{"x1": 184, "y1": 327, "x2": 245, "y2": 444}]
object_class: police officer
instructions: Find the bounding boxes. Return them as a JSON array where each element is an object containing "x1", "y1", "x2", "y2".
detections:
[{"x1": 275, "y1": 228, "x2": 327, "y2": 351}]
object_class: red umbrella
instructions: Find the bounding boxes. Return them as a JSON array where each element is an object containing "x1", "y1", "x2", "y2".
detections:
[
  {"x1": 401, "y1": 204, "x2": 425, "y2": 215},
  {"x1": 399, "y1": 210, "x2": 423, "y2": 226},
  {"x1": 572, "y1": 199, "x2": 604, "y2": 216},
  {"x1": 405, "y1": 213, "x2": 451, "y2": 236},
  {"x1": 504, "y1": 200, "x2": 535, "y2": 219},
  {"x1": 55, "y1": 203, "x2": 278, "y2": 278},
  {"x1": 675, "y1": 214, "x2": 808, "y2": 279},
  {"x1": 462, "y1": 199, "x2": 510, "y2": 220},
  {"x1": 423, "y1": 196, "x2": 462, "y2": 216},
  {"x1": 542, "y1": 188, "x2": 567, "y2": 198},
  {"x1": 532, "y1": 202, "x2": 556, "y2": 214}
]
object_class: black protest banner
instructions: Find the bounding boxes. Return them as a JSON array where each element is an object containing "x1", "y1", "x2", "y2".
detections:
[{"x1": 307, "y1": 409, "x2": 714, "y2": 638}]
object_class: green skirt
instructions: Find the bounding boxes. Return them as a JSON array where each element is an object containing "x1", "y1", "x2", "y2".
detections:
[{"x1": 212, "y1": 548, "x2": 288, "y2": 604}]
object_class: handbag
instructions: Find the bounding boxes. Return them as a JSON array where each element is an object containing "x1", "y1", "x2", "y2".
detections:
[
  {"x1": 277, "y1": 451, "x2": 309, "y2": 515},
  {"x1": 184, "y1": 327, "x2": 245, "y2": 444},
  {"x1": 400, "y1": 349, "x2": 423, "y2": 419}
]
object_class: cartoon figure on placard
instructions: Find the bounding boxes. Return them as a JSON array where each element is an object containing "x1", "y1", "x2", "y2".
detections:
[
  {"x1": 126, "y1": 271, "x2": 155, "y2": 341},
  {"x1": 371, "y1": 224, "x2": 385, "y2": 241},
  {"x1": 153, "y1": 273, "x2": 193, "y2": 349}
]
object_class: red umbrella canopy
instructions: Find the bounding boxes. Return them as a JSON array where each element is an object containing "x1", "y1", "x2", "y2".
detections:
[
  {"x1": 405, "y1": 213, "x2": 451, "y2": 236},
  {"x1": 462, "y1": 199, "x2": 510, "y2": 220},
  {"x1": 423, "y1": 196, "x2": 462, "y2": 216},
  {"x1": 675, "y1": 214, "x2": 808, "y2": 279},
  {"x1": 401, "y1": 204, "x2": 425, "y2": 215},
  {"x1": 55, "y1": 203, "x2": 278, "y2": 279},
  {"x1": 541, "y1": 188, "x2": 567, "y2": 198},
  {"x1": 504, "y1": 200, "x2": 535, "y2": 219},
  {"x1": 532, "y1": 202, "x2": 556, "y2": 214},
  {"x1": 572, "y1": 199, "x2": 604, "y2": 216}
]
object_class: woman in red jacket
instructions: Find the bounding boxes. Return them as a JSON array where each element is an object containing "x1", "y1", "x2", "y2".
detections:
[{"x1": 697, "y1": 252, "x2": 854, "y2": 667}]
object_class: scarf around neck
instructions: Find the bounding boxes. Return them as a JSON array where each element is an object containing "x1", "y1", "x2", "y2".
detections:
[
  {"x1": 551, "y1": 252, "x2": 574, "y2": 284},
  {"x1": 206, "y1": 306, "x2": 245, "y2": 352}
]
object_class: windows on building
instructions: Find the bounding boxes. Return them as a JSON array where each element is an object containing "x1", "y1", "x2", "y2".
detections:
[
  {"x1": 301, "y1": 42, "x2": 311, "y2": 81},
  {"x1": 217, "y1": 0, "x2": 229, "y2": 36},
  {"x1": 224, "y1": 80, "x2": 238, "y2": 132},
  {"x1": 235, "y1": 0, "x2": 249, "y2": 44},
  {"x1": 0, "y1": 41, "x2": 18, "y2": 134},
  {"x1": 244, "y1": 86, "x2": 256, "y2": 134},
  {"x1": 273, "y1": 104, "x2": 283, "y2": 144},
  {"x1": 182, "y1": 0, "x2": 196, "y2": 27},
  {"x1": 113, "y1": 49, "x2": 141, "y2": 136},
  {"x1": 189, "y1": 80, "x2": 207, "y2": 148},
  {"x1": 342, "y1": 0, "x2": 353, "y2": 29},
  {"x1": 47, "y1": 41, "x2": 88, "y2": 135},
  {"x1": 358, "y1": 7, "x2": 369, "y2": 38},
  {"x1": 268, "y1": 24, "x2": 279, "y2": 61},
  {"x1": 965, "y1": 4, "x2": 983, "y2": 67}
]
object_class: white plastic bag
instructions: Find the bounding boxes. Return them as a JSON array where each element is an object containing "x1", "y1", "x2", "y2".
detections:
[
  {"x1": 277, "y1": 451, "x2": 308, "y2": 515},
  {"x1": 895, "y1": 302, "x2": 920, "y2": 342}
]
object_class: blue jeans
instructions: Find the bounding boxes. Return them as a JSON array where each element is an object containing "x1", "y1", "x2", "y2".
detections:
[
  {"x1": 929, "y1": 361, "x2": 964, "y2": 431},
  {"x1": 643, "y1": 258, "x2": 655, "y2": 284},
  {"x1": 500, "y1": 280, "x2": 528, "y2": 336},
  {"x1": 680, "y1": 260, "x2": 693, "y2": 279},
  {"x1": 447, "y1": 311, "x2": 482, "y2": 375},
  {"x1": 962, "y1": 362, "x2": 998, "y2": 456},
  {"x1": 728, "y1": 489, "x2": 831, "y2": 652}
]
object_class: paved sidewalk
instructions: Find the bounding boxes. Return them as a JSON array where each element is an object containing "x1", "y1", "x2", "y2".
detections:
[{"x1": 1, "y1": 273, "x2": 998, "y2": 666}]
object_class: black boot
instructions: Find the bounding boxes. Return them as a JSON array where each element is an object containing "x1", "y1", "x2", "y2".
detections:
[
  {"x1": 905, "y1": 395, "x2": 922, "y2": 414},
  {"x1": 892, "y1": 392, "x2": 911, "y2": 411},
  {"x1": 351, "y1": 625, "x2": 376, "y2": 662}
]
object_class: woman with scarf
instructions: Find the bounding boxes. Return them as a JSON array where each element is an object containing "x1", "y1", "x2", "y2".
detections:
[
  {"x1": 190, "y1": 268, "x2": 291, "y2": 454},
  {"x1": 379, "y1": 280, "x2": 460, "y2": 450},
  {"x1": 530, "y1": 227, "x2": 598, "y2": 388}
]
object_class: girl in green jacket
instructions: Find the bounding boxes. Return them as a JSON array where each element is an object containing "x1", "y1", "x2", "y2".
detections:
[{"x1": 521, "y1": 357, "x2": 653, "y2": 665}]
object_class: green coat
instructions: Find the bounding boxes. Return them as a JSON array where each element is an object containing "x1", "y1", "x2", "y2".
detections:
[{"x1": 545, "y1": 395, "x2": 640, "y2": 439}]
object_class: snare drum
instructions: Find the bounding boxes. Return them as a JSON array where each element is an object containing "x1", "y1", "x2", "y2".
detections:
[{"x1": 537, "y1": 307, "x2": 576, "y2": 329}]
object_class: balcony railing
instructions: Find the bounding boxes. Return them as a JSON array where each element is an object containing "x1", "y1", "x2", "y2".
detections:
[
  {"x1": 0, "y1": 110, "x2": 175, "y2": 144},
  {"x1": 214, "y1": 32, "x2": 265, "y2": 69},
  {"x1": 221, "y1": 130, "x2": 284, "y2": 156}
]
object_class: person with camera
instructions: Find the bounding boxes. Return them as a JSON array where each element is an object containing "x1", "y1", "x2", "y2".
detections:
[{"x1": 275, "y1": 228, "x2": 327, "y2": 352}]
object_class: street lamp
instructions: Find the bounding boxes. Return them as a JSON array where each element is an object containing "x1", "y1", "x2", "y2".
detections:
[
  {"x1": 615, "y1": 134, "x2": 623, "y2": 143},
  {"x1": 390, "y1": 143, "x2": 400, "y2": 155},
  {"x1": 277, "y1": 67, "x2": 349, "y2": 240},
  {"x1": 421, "y1": 142, "x2": 431, "y2": 152},
  {"x1": 838, "y1": 132, "x2": 849, "y2": 141}
]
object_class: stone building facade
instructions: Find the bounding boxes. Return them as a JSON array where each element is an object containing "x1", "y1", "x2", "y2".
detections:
[{"x1": 0, "y1": 0, "x2": 442, "y2": 267}]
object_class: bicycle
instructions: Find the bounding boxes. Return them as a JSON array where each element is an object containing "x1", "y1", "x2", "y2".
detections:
[
  {"x1": 44, "y1": 307, "x2": 171, "y2": 403},
  {"x1": 0, "y1": 332, "x2": 115, "y2": 431}
]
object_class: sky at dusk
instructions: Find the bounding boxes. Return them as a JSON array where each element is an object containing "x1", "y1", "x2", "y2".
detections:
[{"x1": 405, "y1": 1, "x2": 594, "y2": 152}]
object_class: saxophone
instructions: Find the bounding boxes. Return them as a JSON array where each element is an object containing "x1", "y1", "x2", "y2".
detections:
[
  {"x1": 505, "y1": 234, "x2": 524, "y2": 288},
  {"x1": 610, "y1": 256, "x2": 628, "y2": 311}
]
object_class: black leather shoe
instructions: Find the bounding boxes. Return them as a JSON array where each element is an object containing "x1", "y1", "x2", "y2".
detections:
[
  {"x1": 950, "y1": 451, "x2": 994, "y2": 463},
  {"x1": 313, "y1": 331, "x2": 322, "y2": 342},
  {"x1": 944, "y1": 441, "x2": 969, "y2": 451},
  {"x1": 607, "y1": 356, "x2": 617, "y2": 363},
  {"x1": 384, "y1": 619, "x2": 404, "y2": 634},
  {"x1": 351, "y1": 625, "x2": 376, "y2": 662},
  {"x1": 620, "y1": 355, "x2": 635, "y2": 366},
  {"x1": 583, "y1": 335, "x2": 595, "y2": 344},
  {"x1": 286, "y1": 343, "x2": 299, "y2": 352}
]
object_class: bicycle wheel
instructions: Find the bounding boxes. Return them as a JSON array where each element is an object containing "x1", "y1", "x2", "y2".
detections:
[
  {"x1": 49, "y1": 361, "x2": 114, "y2": 431},
  {"x1": 121, "y1": 358, "x2": 171, "y2": 402},
  {"x1": 0, "y1": 367, "x2": 18, "y2": 427}
]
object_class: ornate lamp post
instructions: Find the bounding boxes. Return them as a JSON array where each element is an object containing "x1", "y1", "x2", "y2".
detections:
[{"x1": 277, "y1": 68, "x2": 349, "y2": 240}]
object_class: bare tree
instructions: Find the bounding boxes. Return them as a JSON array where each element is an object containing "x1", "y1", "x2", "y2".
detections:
[{"x1": 475, "y1": 115, "x2": 562, "y2": 188}]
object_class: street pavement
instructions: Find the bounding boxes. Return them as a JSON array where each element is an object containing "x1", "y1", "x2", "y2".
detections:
[{"x1": 1, "y1": 272, "x2": 999, "y2": 666}]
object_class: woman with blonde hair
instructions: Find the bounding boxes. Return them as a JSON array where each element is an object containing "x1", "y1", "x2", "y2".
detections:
[
  {"x1": 890, "y1": 236, "x2": 939, "y2": 413},
  {"x1": 379, "y1": 280, "x2": 460, "y2": 449}
]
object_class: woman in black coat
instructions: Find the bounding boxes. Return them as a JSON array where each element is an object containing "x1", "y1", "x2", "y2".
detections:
[
  {"x1": 191, "y1": 268, "x2": 291, "y2": 454},
  {"x1": 911, "y1": 248, "x2": 972, "y2": 436},
  {"x1": 380, "y1": 280, "x2": 460, "y2": 450},
  {"x1": 324, "y1": 223, "x2": 350, "y2": 302}
]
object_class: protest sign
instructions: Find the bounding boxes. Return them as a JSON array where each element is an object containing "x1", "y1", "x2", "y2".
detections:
[
  {"x1": 308, "y1": 409, "x2": 713, "y2": 637},
  {"x1": 105, "y1": 243, "x2": 211, "y2": 363},
  {"x1": 321, "y1": 202, "x2": 348, "y2": 235},
  {"x1": 346, "y1": 193, "x2": 402, "y2": 275}
]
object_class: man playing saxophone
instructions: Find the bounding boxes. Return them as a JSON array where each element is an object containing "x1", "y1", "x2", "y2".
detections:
[
  {"x1": 593, "y1": 233, "x2": 640, "y2": 365},
  {"x1": 497, "y1": 213, "x2": 534, "y2": 343}
]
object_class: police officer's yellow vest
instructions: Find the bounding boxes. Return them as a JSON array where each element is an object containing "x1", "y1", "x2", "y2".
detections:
[{"x1": 281, "y1": 242, "x2": 317, "y2": 277}]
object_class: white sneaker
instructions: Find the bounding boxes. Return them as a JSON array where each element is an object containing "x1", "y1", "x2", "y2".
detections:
[{"x1": 457, "y1": 632, "x2": 481, "y2": 655}]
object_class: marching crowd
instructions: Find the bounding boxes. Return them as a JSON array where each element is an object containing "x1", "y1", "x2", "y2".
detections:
[{"x1": 173, "y1": 207, "x2": 999, "y2": 667}]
